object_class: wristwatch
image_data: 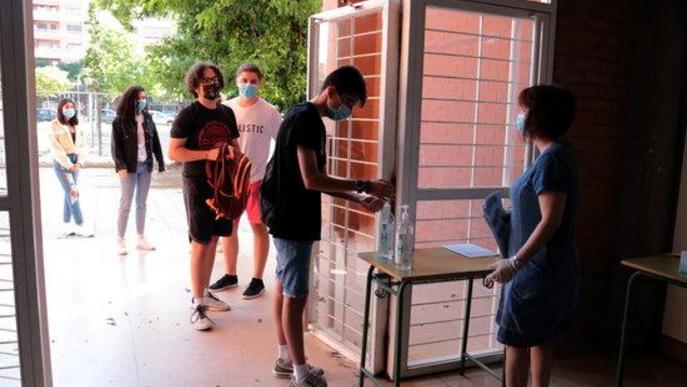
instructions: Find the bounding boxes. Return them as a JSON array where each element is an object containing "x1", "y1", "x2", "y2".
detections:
[{"x1": 354, "y1": 179, "x2": 371, "y2": 194}]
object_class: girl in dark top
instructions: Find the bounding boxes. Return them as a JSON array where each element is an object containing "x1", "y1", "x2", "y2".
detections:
[
  {"x1": 111, "y1": 86, "x2": 165, "y2": 256},
  {"x1": 486, "y1": 85, "x2": 579, "y2": 387}
]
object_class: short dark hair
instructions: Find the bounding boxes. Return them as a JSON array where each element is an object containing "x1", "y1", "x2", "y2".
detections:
[
  {"x1": 57, "y1": 98, "x2": 78, "y2": 126},
  {"x1": 116, "y1": 86, "x2": 146, "y2": 125},
  {"x1": 185, "y1": 62, "x2": 224, "y2": 98},
  {"x1": 236, "y1": 63, "x2": 263, "y2": 80},
  {"x1": 518, "y1": 85, "x2": 576, "y2": 141},
  {"x1": 321, "y1": 65, "x2": 367, "y2": 107}
]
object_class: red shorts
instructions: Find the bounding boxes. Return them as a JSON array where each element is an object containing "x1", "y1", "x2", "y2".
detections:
[{"x1": 243, "y1": 180, "x2": 263, "y2": 224}]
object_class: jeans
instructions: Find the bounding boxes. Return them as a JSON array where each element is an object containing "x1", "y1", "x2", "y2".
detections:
[
  {"x1": 53, "y1": 154, "x2": 83, "y2": 226},
  {"x1": 274, "y1": 238, "x2": 314, "y2": 298},
  {"x1": 117, "y1": 161, "x2": 152, "y2": 238}
]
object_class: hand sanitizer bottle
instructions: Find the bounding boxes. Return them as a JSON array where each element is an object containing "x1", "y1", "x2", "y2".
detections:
[
  {"x1": 395, "y1": 205, "x2": 414, "y2": 271},
  {"x1": 378, "y1": 201, "x2": 395, "y2": 260}
]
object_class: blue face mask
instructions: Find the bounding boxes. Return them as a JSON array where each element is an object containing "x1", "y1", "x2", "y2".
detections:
[
  {"x1": 328, "y1": 92, "x2": 352, "y2": 121},
  {"x1": 63, "y1": 108, "x2": 76, "y2": 119},
  {"x1": 239, "y1": 83, "x2": 258, "y2": 98},
  {"x1": 516, "y1": 111, "x2": 526, "y2": 133},
  {"x1": 136, "y1": 99, "x2": 147, "y2": 112}
]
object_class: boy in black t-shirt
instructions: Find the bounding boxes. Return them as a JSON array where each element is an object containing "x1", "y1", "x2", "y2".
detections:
[
  {"x1": 169, "y1": 62, "x2": 239, "y2": 331},
  {"x1": 261, "y1": 66, "x2": 394, "y2": 386}
]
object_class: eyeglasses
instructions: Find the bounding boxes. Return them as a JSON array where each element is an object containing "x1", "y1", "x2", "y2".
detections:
[{"x1": 200, "y1": 77, "x2": 219, "y2": 84}]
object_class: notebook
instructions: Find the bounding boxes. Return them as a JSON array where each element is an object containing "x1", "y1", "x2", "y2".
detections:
[{"x1": 443, "y1": 243, "x2": 496, "y2": 258}]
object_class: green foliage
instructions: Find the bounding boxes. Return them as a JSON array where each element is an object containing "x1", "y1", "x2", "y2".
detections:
[
  {"x1": 35, "y1": 66, "x2": 73, "y2": 97},
  {"x1": 97, "y1": 0, "x2": 320, "y2": 110},
  {"x1": 57, "y1": 61, "x2": 83, "y2": 82},
  {"x1": 82, "y1": 3, "x2": 144, "y2": 95}
]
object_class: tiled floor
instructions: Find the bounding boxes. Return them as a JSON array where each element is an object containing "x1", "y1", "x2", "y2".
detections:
[{"x1": 40, "y1": 167, "x2": 687, "y2": 387}]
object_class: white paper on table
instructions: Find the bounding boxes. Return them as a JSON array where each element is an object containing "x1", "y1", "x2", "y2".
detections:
[{"x1": 443, "y1": 243, "x2": 496, "y2": 258}]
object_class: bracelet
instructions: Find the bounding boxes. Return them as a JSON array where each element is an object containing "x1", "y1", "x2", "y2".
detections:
[{"x1": 509, "y1": 255, "x2": 524, "y2": 270}]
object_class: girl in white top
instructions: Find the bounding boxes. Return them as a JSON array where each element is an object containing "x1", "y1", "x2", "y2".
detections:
[{"x1": 50, "y1": 98, "x2": 91, "y2": 237}]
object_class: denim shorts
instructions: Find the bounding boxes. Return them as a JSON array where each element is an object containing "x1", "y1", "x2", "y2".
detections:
[{"x1": 274, "y1": 238, "x2": 314, "y2": 298}]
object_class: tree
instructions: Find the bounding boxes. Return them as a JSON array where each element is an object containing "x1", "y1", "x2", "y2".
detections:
[
  {"x1": 97, "y1": 0, "x2": 320, "y2": 110},
  {"x1": 35, "y1": 66, "x2": 73, "y2": 97},
  {"x1": 83, "y1": 3, "x2": 148, "y2": 154},
  {"x1": 57, "y1": 61, "x2": 83, "y2": 83}
]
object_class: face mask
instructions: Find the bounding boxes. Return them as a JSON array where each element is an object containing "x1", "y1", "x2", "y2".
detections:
[
  {"x1": 201, "y1": 81, "x2": 220, "y2": 100},
  {"x1": 328, "y1": 92, "x2": 352, "y2": 121},
  {"x1": 516, "y1": 111, "x2": 526, "y2": 133},
  {"x1": 239, "y1": 83, "x2": 258, "y2": 98},
  {"x1": 136, "y1": 99, "x2": 147, "y2": 112},
  {"x1": 63, "y1": 108, "x2": 76, "y2": 119}
]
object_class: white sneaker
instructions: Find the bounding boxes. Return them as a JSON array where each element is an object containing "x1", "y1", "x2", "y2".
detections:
[
  {"x1": 289, "y1": 371, "x2": 328, "y2": 387},
  {"x1": 190, "y1": 304, "x2": 214, "y2": 331},
  {"x1": 203, "y1": 289, "x2": 231, "y2": 311},
  {"x1": 75, "y1": 224, "x2": 93, "y2": 237},
  {"x1": 273, "y1": 358, "x2": 325, "y2": 379},
  {"x1": 137, "y1": 236, "x2": 156, "y2": 251},
  {"x1": 117, "y1": 238, "x2": 127, "y2": 256}
]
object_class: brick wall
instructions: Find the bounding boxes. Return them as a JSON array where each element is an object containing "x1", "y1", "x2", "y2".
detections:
[{"x1": 552, "y1": 0, "x2": 636, "y2": 349}]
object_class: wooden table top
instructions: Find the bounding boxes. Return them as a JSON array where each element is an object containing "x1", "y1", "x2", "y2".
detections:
[
  {"x1": 621, "y1": 254, "x2": 687, "y2": 285},
  {"x1": 359, "y1": 247, "x2": 500, "y2": 281}
]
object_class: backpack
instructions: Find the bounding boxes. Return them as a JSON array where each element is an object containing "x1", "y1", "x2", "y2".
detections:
[{"x1": 205, "y1": 143, "x2": 252, "y2": 221}]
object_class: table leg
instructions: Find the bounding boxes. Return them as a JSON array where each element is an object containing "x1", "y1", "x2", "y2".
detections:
[
  {"x1": 460, "y1": 277, "x2": 474, "y2": 375},
  {"x1": 394, "y1": 281, "x2": 408, "y2": 387},
  {"x1": 359, "y1": 265, "x2": 375, "y2": 387},
  {"x1": 615, "y1": 271, "x2": 642, "y2": 387}
]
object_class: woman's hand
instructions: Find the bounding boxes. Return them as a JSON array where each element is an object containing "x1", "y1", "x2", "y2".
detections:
[
  {"x1": 69, "y1": 164, "x2": 79, "y2": 172},
  {"x1": 369, "y1": 179, "x2": 395, "y2": 200},
  {"x1": 117, "y1": 169, "x2": 127, "y2": 178},
  {"x1": 486, "y1": 257, "x2": 521, "y2": 284}
]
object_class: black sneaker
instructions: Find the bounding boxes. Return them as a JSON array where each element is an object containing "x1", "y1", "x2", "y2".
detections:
[
  {"x1": 242, "y1": 278, "x2": 265, "y2": 299},
  {"x1": 209, "y1": 274, "x2": 238, "y2": 292}
]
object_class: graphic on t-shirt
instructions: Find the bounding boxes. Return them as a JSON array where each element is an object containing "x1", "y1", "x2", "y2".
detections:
[
  {"x1": 198, "y1": 120, "x2": 232, "y2": 150},
  {"x1": 238, "y1": 123, "x2": 264, "y2": 134}
]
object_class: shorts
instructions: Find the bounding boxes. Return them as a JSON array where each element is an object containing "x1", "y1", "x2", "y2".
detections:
[
  {"x1": 244, "y1": 180, "x2": 263, "y2": 224},
  {"x1": 183, "y1": 177, "x2": 232, "y2": 243},
  {"x1": 274, "y1": 238, "x2": 314, "y2": 298}
]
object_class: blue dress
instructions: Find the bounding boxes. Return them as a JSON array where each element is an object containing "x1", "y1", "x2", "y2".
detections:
[{"x1": 495, "y1": 142, "x2": 580, "y2": 348}]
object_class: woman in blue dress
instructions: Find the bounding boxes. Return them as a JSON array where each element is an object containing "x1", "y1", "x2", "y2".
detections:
[{"x1": 486, "y1": 85, "x2": 579, "y2": 387}]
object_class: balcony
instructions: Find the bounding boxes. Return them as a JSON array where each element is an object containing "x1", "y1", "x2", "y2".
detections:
[{"x1": 33, "y1": 9, "x2": 61, "y2": 22}]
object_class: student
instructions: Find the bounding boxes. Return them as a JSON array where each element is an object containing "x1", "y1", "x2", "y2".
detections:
[
  {"x1": 112, "y1": 86, "x2": 165, "y2": 255},
  {"x1": 486, "y1": 85, "x2": 579, "y2": 387},
  {"x1": 50, "y1": 98, "x2": 91, "y2": 237},
  {"x1": 261, "y1": 66, "x2": 394, "y2": 387},
  {"x1": 209, "y1": 63, "x2": 282, "y2": 299},
  {"x1": 169, "y1": 62, "x2": 240, "y2": 331}
]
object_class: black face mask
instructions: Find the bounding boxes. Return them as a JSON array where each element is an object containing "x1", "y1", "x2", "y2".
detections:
[{"x1": 201, "y1": 82, "x2": 220, "y2": 100}]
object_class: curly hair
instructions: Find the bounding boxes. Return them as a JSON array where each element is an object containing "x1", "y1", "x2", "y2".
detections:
[{"x1": 185, "y1": 62, "x2": 224, "y2": 98}]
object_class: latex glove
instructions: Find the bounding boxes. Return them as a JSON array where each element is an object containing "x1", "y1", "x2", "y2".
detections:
[{"x1": 486, "y1": 257, "x2": 521, "y2": 284}]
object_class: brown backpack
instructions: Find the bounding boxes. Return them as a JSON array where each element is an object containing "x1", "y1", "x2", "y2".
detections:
[{"x1": 205, "y1": 143, "x2": 252, "y2": 221}]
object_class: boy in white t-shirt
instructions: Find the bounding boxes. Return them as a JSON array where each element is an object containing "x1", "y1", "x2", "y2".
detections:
[{"x1": 209, "y1": 63, "x2": 282, "y2": 299}]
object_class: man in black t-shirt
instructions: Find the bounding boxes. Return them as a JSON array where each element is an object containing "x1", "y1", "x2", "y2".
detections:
[
  {"x1": 169, "y1": 62, "x2": 239, "y2": 331},
  {"x1": 260, "y1": 66, "x2": 394, "y2": 386}
]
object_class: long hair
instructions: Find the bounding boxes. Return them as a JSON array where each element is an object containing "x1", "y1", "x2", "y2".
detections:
[
  {"x1": 116, "y1": 86, "x2": 146, "y2": 126},
  {"x1": 57, "y1": 98, "x2": 79, "y2": 126}
]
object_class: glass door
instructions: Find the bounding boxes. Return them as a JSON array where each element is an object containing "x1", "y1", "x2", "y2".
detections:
[
  {"x1": 393, "y1": 0, "x2": 554, "y2": 378},
  {"x1": 306, "y1": 0, "x2": 400, "y2": 373}
]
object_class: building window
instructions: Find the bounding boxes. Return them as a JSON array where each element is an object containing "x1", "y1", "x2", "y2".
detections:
[
  {"x1": 35, "y1": 22, "x2": 58, "y2": 32},
  {"x1": 66, "y1": 24, "x2": 82, "y2": 33}
]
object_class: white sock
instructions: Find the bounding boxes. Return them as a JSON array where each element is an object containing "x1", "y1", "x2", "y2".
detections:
[
  {"x1": 293, "y1": 363, "x2": 309, "y2": 382},
  {"x1": 278, "y1": 344, "x2": 290, "y2": 361},
  {"x1": 193, "y1": 297, "x2": 205, "y2": 307}
]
